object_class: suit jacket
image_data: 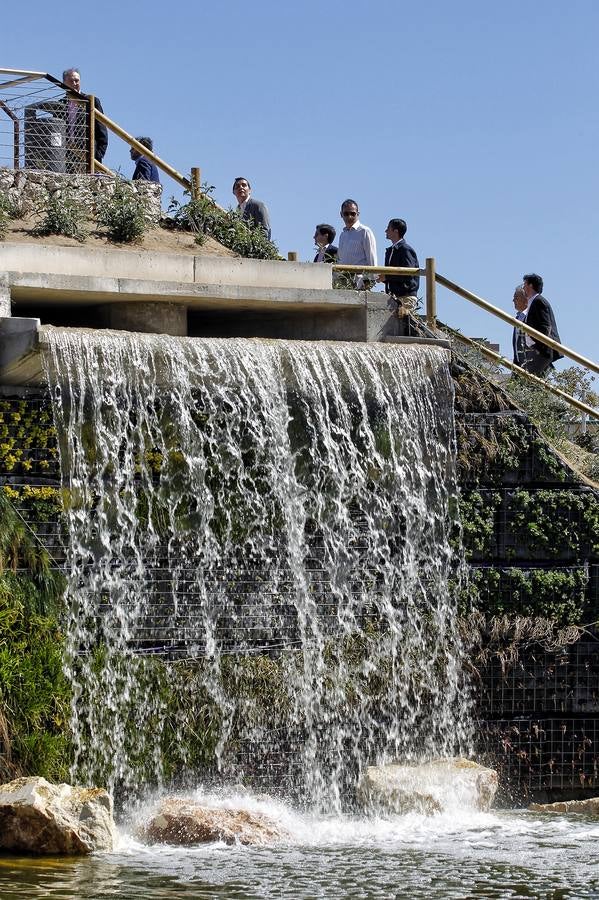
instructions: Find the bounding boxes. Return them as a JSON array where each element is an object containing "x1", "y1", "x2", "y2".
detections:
[
  {"x1": 525, "y1": 294, "x2": 563, "y2": 360},
  {"x1": 313, "y1": 244, "x2": 338, "y2": 263},
  {"x1": 133, "y1": 155, "x2": 160, "y2": 183},
  {"x1": 384, "y1": 239, "x2": 420, "y2": 297},
  {"x1": 63, "y1": 93, "x2": 108, "y2": 162},
  {"x1": 241, "y1": 198, "x2": 271, "y2": 240}
]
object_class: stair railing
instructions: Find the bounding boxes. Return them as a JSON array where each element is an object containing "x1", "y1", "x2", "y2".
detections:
[{"x1": 333, "y1": 260, "x2": 599, "y2": 419}]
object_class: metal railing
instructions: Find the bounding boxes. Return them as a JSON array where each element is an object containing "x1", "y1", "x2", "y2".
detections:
[
  {"x1": 0, "y1": 68, "x2": 201, "y2": 197},
  {"x1": 333, "y1": 259, "x2": 599, "y2": 420}
]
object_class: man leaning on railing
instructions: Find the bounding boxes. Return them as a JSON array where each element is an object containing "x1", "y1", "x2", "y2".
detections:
[
  {"x1": 62, "y1": 67, "x2": 108, "y2": 173},
  {"x1": 378, "y1": 218, "x2": 420, "y2": 316}
]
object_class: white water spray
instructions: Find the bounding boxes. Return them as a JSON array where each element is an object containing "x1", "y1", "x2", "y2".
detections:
[{"x1": 41, "y1": 328, "x2": 470, "y2": 808}]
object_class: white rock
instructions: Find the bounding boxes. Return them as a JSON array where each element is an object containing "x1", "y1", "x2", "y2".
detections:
[
  {"x1": 139, "y1": 797, "x2": 286, "y2": 846},
  {"x1": 358, "y1": 758, "x2": 498, "y2": 815},
  {"x1": 0, "y1": 776, "x2": 115, "y2": 855},
  {"x1": 530, "y1": 797, "x2": 599, "y2": 816}
]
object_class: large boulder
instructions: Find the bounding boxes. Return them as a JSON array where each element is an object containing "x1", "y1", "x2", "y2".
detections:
[
  {"x1": 358, "y1": 758, "x2": 498, "y2": 815},
  {"x1": 0, "y1": 777, "x2": 115, "y2": 855},
  {"x1": 529, "y1": 797, "x2": 599, "y2": 816},
  {"x1": 139, "y1": 798, "x2": 285, "y2": 846}
]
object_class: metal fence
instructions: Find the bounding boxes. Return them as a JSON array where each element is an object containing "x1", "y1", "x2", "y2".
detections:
[
  {"x1": 484, "y1": 717, "x2": 599, "y2": 793},
  {"x1": 0, "y1": 69, "x2": 93, "y2": 176},
  {"x1": 479, "y1": 631, "x2": 599, "y2": 717}
]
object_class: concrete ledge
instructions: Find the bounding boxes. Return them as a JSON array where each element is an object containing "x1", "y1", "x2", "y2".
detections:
[
  {"x1": 8, "y1": 271, "x2": 362, "y2": 312},
  {"x1": 383, "y1": 336, "x2": 452, "y2": 349},
  {"x1": 0, "y1": 243, "x2": 194, "y2": 284},
  {"x1": 0, "y1": 243, "x2": 332, "y2": 290}
]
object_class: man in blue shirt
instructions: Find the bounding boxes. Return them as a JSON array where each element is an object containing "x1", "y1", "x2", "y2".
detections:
[{"x1": 130, "y1": 137, "x2": 160, "y2": 183}]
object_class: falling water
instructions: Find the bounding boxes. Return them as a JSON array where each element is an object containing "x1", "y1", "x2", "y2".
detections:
[{"x1": 41, "y1": 327, "x2": 470, "y2": 807}]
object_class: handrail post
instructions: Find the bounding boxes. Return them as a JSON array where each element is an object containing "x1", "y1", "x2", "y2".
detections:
[
  {"x1": 190, "y1": 167, "x2": 201, "y2": 201},
  {"x1": 425, "y1": 257, "x2": 436, "y2": 328},
  {"x1": 87, "y1": 95, "x2": 95, "y2": 174}
]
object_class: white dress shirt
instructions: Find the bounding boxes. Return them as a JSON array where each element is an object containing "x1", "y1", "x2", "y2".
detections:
[{"x1": 337, "y1": 221, "x2": 377, "y2": 267}]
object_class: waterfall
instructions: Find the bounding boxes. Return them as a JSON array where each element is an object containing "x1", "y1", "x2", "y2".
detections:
[{"x1": 41, "y1": 327, "x2": 470, "y2": 809}]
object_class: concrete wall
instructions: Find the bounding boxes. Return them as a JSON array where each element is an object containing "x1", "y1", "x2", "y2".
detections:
[{"x1": 0, "y1": 242, "x2": 332, "y2": 291}]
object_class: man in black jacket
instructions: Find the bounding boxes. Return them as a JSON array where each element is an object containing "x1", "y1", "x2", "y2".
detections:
[
  {"x1": 313, "y1": 224, "x2": 338, "y2": 262},
  {"x1": 62, "y1": 67, "x2": 108, "y2": 171},
  {"x1": 379, "y1": 218, "x2": 420, "y2": 314},
  {"x1": 521, "y1": 273, "x2": 563, "y2": 376}
]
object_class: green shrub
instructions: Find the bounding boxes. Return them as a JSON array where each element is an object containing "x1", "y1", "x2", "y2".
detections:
[
  {"x1": 0, "y1": 197, "x2": 8, "y2": 241},
  {"x1": 0, "y1": 488, "x2": 70, "y2": 781},
  {"x1": 168, "y1": 185, "x2": 280, "y2": 260},
  {"x1": 466, "y1": 566, "x2": 588, "y2": 623},
  {"x1": 96, "y1": 179, "x2": 147, "y2": 243},
  {"x1": 34, "y1": 190, "x2": 88, "y2": 242},
  {"x1": 507, "y1": 489, "x2": 598, "y2": 560},
  {"x1": 459, "y1": 491, "x2": 502, "y2": 557}
]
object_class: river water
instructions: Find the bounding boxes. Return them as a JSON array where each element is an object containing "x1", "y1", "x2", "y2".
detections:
[{"x1": 0, "y1": 797, "x2": 597, "y2": 899}]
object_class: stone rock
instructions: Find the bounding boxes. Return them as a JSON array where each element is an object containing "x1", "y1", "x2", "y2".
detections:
[
  {"x1": 0, "y1": 776, "x2": 115, "y2": 855},
  {"x1": 529, "y1": 797, "x2": 599, "y2": 816},
  {"x1": 139, "y1": 798, "x2": 286, "y2": 846},
  {"x1": 358, "y1": 758, "x2": 498, "y2": 815}
]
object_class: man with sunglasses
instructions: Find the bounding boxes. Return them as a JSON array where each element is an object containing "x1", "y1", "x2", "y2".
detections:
[{"x1": 337, "y1": 199, "x2": 377, "y2": 274}]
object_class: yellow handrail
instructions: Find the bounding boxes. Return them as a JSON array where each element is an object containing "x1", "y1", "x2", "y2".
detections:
[
  {"x1": 94, "y1": 109, "x2": 192, "y2": 195},
  {"x1": 444, "y1": 327, "x2": 598, "y2": 419},
  {"x1": 435, "y1": 273, "x2": 599, "y2": 376},
  {"x1": 332, "y1": 264, "x2": 421, "y2": 276},
  {"x1": 333, "y1": 262, "x2": 599, "y2": 379}
]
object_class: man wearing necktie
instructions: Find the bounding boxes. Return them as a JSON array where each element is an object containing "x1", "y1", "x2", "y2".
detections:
[{"x1": 62, "y1": 67, "x2": 108, "y2": 173}]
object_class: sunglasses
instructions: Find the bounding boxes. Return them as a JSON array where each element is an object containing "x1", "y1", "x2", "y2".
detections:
[{"x1": 342, "y1": 210, "x2": 357, "y2": 217}]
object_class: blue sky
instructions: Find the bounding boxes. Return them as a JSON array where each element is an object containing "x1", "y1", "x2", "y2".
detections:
[{"x1": 3, "y1": 0, "x2": 599, "y2": 365}]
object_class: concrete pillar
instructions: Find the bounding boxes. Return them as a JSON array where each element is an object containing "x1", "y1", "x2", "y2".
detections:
[
  {"x1": 102, "y1": 301, "x2": 187, "y2": 337},
  {"x1": 0, "y1": 273, "x2": 11, "y2": 318}
]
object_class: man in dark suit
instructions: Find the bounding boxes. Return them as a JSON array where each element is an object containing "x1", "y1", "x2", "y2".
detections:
[
  {"x1": 379, "y1": 218, "x2": 420, "y2": 314},
  {"x1": 232, "y1": 177, "x2": 271, "y2": 239},
  {"x1": 313, "y1": 224, "x2": 338, "y2": 262},
  {"x1": 130, "y1": 137, "x2": 160, "y2": 183},
  {"x1": 62, "y1": 68, "x2": 108, "y2": 171},
  {"x1": 521, "y1": 273, "x2": 563, "y2": 376}
]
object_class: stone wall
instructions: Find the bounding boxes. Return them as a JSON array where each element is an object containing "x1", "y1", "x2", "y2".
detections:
[{"x1": 0, "y1": 166, "x2": 162, "y2": 224}]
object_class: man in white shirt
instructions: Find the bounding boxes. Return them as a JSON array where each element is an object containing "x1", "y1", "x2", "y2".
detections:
[{"x1": 336, "y1": 199, "x2": 377, "y2": 287}]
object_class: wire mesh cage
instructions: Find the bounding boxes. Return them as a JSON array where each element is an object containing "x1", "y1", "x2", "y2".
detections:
[
  {"x1": 484, "y1": 717, "x2": 599, "y2": 793},
  {"x1": 0, "y1": 69, "x2": 91, "y2": 175},
  {"x1": 479, "y1": 627, "x2": 599, "y2": 717}
]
